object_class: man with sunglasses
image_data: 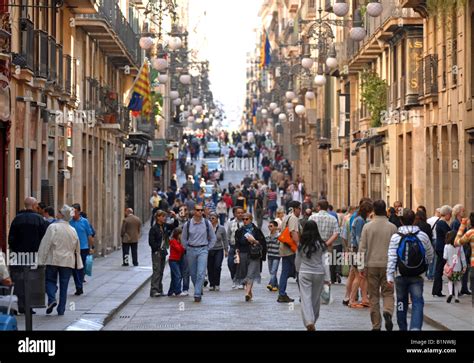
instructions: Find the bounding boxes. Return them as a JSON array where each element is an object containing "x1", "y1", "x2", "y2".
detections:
[{"x1": 182, "y1": 205, "x2": 217, "y2": 302}]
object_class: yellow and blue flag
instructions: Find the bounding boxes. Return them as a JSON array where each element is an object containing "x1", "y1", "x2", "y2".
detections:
[
  {"x1": 260, "y1": 30, "x2": 271, "y2": 69},
  {"x1": 128, "y1": 60, "x2": 152, "y2": 117}
]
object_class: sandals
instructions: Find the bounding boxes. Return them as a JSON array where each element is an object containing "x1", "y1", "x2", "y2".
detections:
[
  {"x1": 348, "y1": 303, "x2": 365, "y2": 309},
  {"x1": 361, "y1": 302, "x2": 370, "y2": 308}
]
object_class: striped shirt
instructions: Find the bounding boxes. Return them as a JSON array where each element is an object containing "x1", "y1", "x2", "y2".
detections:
[
  {"x1": 266, "y1": 233, "x2": 280, "y2": 258},
  {"x1": 454, "y1": 221, "x2": 474, "y2": 267}
]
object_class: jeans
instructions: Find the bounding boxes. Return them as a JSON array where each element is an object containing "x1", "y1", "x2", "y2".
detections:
[
  {"x1": 279, "y1": 254, "x2": 296, "y2": 297},
  {"x1": 73, "y1": 249, "x2": 89, "y2": 291},
  {"x1": 207, "y1": 249, "x2": 224, "y2": 287},
  {"x1": 45, "y1": 265, "x2": 73, "y2": 315},
  {"x1": 267, "y1": 257, "x2": 280, "y2": 287},
  {"x1": 181, "y1": 256, "x2": 190, "y2": 292},
  {"x1": 151, "y1": 251, "x2": 166, "y2": 295},
  {"x1": 168, "y1": 260, "x2": 183, "y2": 295},
  {"x1": 248, "y1": 200, "x2": 254, "y2": 214},
  {"x1": 268, "y1": 200, "x2": 277, "y2": 219},
  {"x1": 227, "y1": 246, "x2": 237, "y2": 280},
  {"x1": 218, "y1": 214, "x2": 227, "y2": 226},
  {"x1": 426, "y1": 253, "x2": 436, "y2": 280},
  {"x1": 122, "y1": 243, "x2": 138, "y2": 266},
  {"x1": 186, "y1": 246, "x2": 209, "y2": 297},
  {"x1": 395, "y1": 275, "x2": 424, "y2": 331}
]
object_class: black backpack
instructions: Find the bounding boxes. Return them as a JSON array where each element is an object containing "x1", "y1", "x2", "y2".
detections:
[{"x1": 396, "y1": 231, "x2": 427, "y2": 277}]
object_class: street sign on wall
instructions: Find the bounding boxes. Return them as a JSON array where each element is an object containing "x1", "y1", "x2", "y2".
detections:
[{"x1": 150, "y1": 139, "x2": 167, "y2": 161}]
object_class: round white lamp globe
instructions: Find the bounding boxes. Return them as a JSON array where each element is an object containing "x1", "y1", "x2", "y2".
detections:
[
  {"x1": 333, "y1": 1, "x2": 350, "y2": 17},
  {"x1": 158, "y1": 73, "x2": 168, "y2": 83},
  {"x1": 286, "y1": 102, "x2": 294, "y2": 109},
  {"x1": 279, "y1": 113, "x2": 287, "y2": 121},
  {"x1": 350, "y1": 27, "x2": 366, "y2": 41},
  {"x1": 326, "y1": 57, "x2": 338, "y2": 69},
  {"x1": 367, "y1": 1, "x2": 383, "y2": 17},
  {"x1": 152, "y1": 58, "x2": 168, "y2": 71},
  {"x1": 314, "y1": 74, "x2": 327, "y2": 86},
  {"x1": 306, "y1": 91, "x2": 316, "y2": 100},
  {"x1": 170, "y1": 90, "x2": 179, "y2": 99},
  {"x1": 173, "y1": 98, "x2": 182, "y2": 106},
  {"x1": 169, "y1": 37, "x2": 182, "y2": 50},
  {"x1": 195, "y1": 105, "x2": 203, "y2": 113},
  {"x1": 179, "y1": 74, "x2": 191, "y2": 85},
  {"x1": 285, "y1": 91, "x2": 296, "y2": 100},
  {"x1": 139, "y1": 37, "x2": 154, "y2": 50},
  {"x1": 269, "y1": 102, "x2": 278, "y2": 110},
  {"x1": 191, "y1": 98, "x2": 200, "y2": 106},
  {"x1": 295, "y1": 105, "x2": 306, "y2": 116},
  {"x1": 261, "y1": 108, "x2": 268, "y2": 115},
  {"x1": 301, "y1": 57, "x2": 314, "y2": 69},
  {"x1": 273, "y1": 107, "x2": 281, "y2": 115}
]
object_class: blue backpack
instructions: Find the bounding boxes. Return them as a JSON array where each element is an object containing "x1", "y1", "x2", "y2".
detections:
[{"x1": 396, "y1": 231, "x2": 427, "y2": 277}]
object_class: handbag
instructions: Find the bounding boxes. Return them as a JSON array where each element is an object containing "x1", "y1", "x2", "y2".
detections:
[
  {"x1": 249, "y1": 242, "x2": 263, "y2": 260},
  {"x1": 321, "y1": 284, "x2": 332, "y2": 305},
  {"x1": 277, "y1": 226, "x2": 297, "y2": 253},
  {"x1": 443, "y1": 247, "x2": 461, "y2": 279},
  {"x1": 85, "y1": 255, "x2": 93, "y2": 277}
]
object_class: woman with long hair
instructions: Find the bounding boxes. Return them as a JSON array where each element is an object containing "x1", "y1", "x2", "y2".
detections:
[{"x1": 296, "y1": 220, "x2": 330, "y2": 331}]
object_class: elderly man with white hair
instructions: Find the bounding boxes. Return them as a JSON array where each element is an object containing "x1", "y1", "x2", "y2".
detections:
[
  {"x1": 432, "y1": 205, "x2": 453, "y2": 297},
  {"x1": 37, "y1": 205, "x2": 82, "y2": 315},
  {"x1": 121, "y1": 208, "x2": 142, "y2": 267}
]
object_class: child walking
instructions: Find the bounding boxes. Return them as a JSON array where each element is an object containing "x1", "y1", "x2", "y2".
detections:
[
  {"x1": 443, "y1": 231, "x2": 467, "y2": 303},
  {"x1": 168, "y1": 228, "x2": 187, "y2": 297}
]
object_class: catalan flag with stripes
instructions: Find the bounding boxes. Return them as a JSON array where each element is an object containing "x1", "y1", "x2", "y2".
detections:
[
  {"x1": 260, "y1": 30, "x2": 271, "y2": 69},
  {"x1": 128, "y1": 60, "x2": 152, "y2": 117}
]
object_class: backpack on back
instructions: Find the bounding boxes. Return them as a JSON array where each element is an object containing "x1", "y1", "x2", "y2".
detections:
[{"x1": 396, "y1": 231, "x2": 427, "y2": 277}]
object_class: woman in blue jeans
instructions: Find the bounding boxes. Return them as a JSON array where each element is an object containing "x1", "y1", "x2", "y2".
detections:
[{"x1": 37, "y1": 205, "x2": 83, "y2": 315}]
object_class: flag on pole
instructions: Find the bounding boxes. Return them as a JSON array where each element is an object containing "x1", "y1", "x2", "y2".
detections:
[
  {"x1": 259, "y1": 30, "x2": 271, "y2": 69},
  {"x1": 128, "y1": 60, "x2": 152, "y2": 117}
]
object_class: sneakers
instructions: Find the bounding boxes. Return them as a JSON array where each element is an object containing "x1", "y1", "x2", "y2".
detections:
[
  {"x1": 238, "y1": 285, "x2": 245, "y2": 290},
  {"x1": 46, "y1": 302, "x2": 57, "y2": 315},
  {"x1": 181, "y1": 291, "x2": 189, "y2": 296},
  {"x1": 232, "y1": 284, "x2": 238, "y2": 290},
  {"x1": 194, "y1": 296, "x2": 202, "y2": 303},
  {"x1": 215, "y1": 286, "x2": 220, "y2": 291},
  {"x1": 74, "y1": 288, "x2": 83, "y2": 296},
  {"x1": 150, "y1": 292, "x2": 163, "y2": 297},
  {"x1": 271, "y1": 287, "x2": 278, "y2": 292},
  {"x1": 122, "y1": 263, "x2": 129, "y2": 267},
  {"x1": 266, "y1": 284, "x2": 273, "y2": 292},
  {"x1": 209, "y1": 286, "x2": 216, "y2": 291},
  {"x1": 203, "y1": 280, "x2": 209, "y2": 287},
  {"x1": 383, "y1": 312, "x2": 393, "y2": 331},
  {"x1": 455, "y1": 298, "x2": 460, "y2": 303},
  {"x1": 342, "y1": 299, "x2": 349, "y2": 306},
  {"x1": 277, "y1": 295, "x2": 294, "y2": 303}
]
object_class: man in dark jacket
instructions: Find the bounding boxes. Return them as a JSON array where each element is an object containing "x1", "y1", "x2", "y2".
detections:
[
  {"x1": 149, "y1": 210, "x2": 178, "y2": 297},
  {"x1": 8, "y1": 197, "x2": 49, "y2": 312}
]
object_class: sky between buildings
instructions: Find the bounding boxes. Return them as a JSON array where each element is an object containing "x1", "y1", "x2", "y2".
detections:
[{"x1": 188, "y1": 0, "x2": 263, "y2": 130}]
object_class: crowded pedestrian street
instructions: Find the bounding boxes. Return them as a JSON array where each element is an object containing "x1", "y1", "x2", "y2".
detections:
[{"x1": 0, "y1": 3, "x2": 472, "y2": 361}]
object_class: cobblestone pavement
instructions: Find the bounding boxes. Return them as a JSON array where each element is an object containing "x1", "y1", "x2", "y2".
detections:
[{"x1": 104, "y1": 257, "x2": 439, "y2": 331}]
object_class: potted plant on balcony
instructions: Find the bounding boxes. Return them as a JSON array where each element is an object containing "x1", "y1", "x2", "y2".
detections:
[{"x1": 360, "y1": 70, "x2": 388, "y2": 128}]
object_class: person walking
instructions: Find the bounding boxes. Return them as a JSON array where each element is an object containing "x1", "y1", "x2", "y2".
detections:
[
  {"x1": 427, "y1": 208, "x2": 441, "y2": 280},
  {"x1": 167, "y1": 228, "x2": 187, "y2": 297},
  {"x1": 149, "y1": 210, "x2": 178, "y2": 297},
  {"x1": 216, "y1": 198, "x2": 228, "y2": 226},
  {"x1": 358, "y1": 200, "x2": 398, "y2": 331},
  {"x1": 227, "y1": 207, "x2": 244, "y2": 288},
  {"x1": 296, "y1": 220, "x2": 330, "y2": 331},
  {"x1": 455, "y1": 213, "x2": 474, "y2": 275},
  {"x1": 234, "y1": 213, "x2": 267, "y2": 301},
  {"x1": 432, "y1": 205, "x2": 452, "y2": 297},
  {"x1": 267, "y1": 186, "x2": 278, "y2": 219},
  {"x1": 69, "y1": 203, "x2": 94, "y2": 296},
  {"x1": 120, "y1": 208, "x2": 142, "y2": 267},
  {"x1": 387, "y1": 209, "x2": 434, "y2": 331},
  {"x1": 37, "y1": 205, "x2": 82, "y2": 315},
  {"x1": 277, "y1": 201, "x2": 302, "y2": 303},
  {"x1": 348, "y1": 201, "x2": 373, "y2": 308},
  {"x1": 254, "y1": 189, "x2": 265, "y2": 229},
  {"x1": 443, "y1": 231, "x2": 467, "y2": 303},
  {"x1": 265, "y1": 221, "x2": 281, "y2": 292},
  {"x1": 181, "y1": 205, "x2": 217, "y2": 302},
  {"x1": 207, "y1": 213, "x2": 228, "y2": 291}
]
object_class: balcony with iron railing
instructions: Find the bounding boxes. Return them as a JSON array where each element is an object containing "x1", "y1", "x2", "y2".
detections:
[
  {"x1": 418, "y1": 54, "x2": 438, "y2": 103},
  {"x1": 75, "y1": 0, "x2": 141, "y2": 68}
]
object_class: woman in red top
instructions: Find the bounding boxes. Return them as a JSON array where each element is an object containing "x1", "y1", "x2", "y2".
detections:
[
  {"x1": 167, "y1": 228, "x2": 187, "y2": 297},
  {"x1": 267, "y1": 187, "x2": 278, "y2": 219}
]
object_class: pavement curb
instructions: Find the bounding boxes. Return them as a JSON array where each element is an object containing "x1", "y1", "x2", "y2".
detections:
[{"x1": 406, "y1": 306, "x2": 450, "y2": 331}]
